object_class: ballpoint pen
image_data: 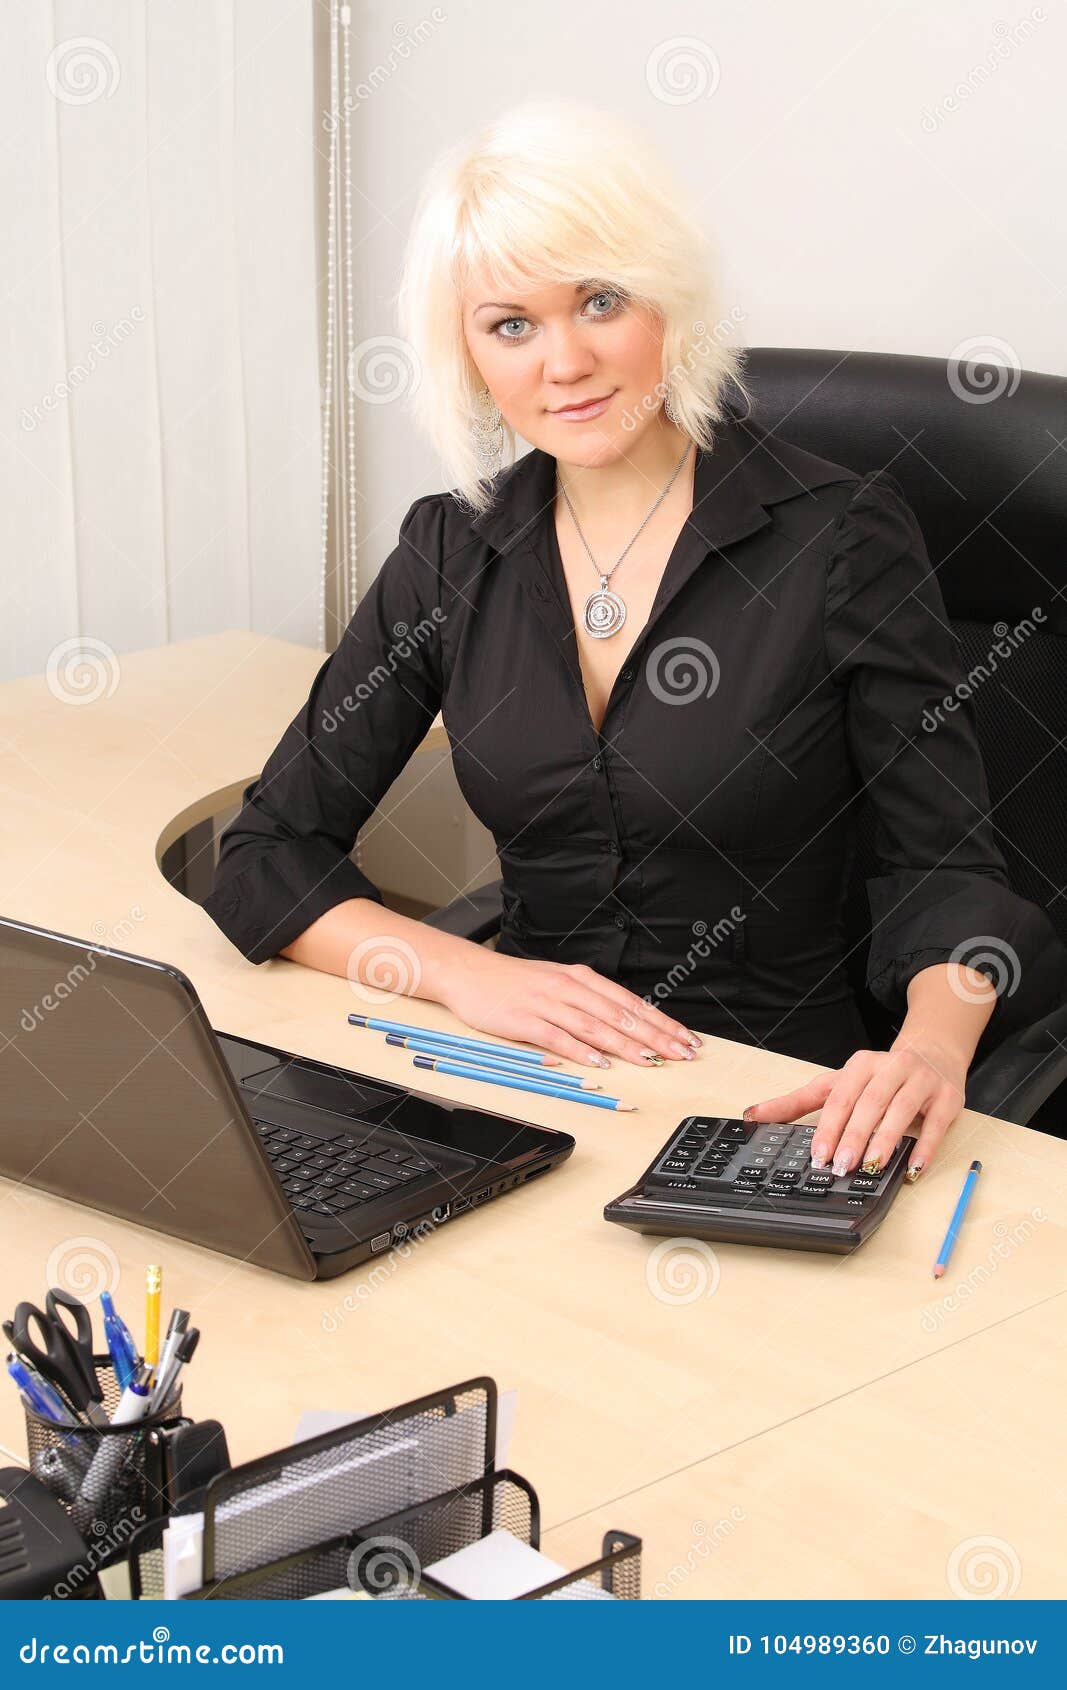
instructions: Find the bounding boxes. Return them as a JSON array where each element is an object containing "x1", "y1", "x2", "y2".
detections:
[
  {"x1": 7, "y1": 1354, "x2": 78, "y2": 1427},
  {"x1": 100, "y1": 1289, "x2": 139, "y2": 1392},
  {"x1": 144, "y1": 1265, "x2": 162, "y2": 1368}
]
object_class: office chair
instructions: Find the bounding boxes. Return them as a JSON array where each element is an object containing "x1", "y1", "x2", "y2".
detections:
[{"x1": 425, "y1": 349, "x2": 1067, "y2": 1132}]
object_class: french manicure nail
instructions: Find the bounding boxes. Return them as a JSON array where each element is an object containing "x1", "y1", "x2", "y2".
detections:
[
  {"x1": 810, "y1": 1151, "x2": 828, "y2": 1169},
  {"x1": 670, "y1": 1040, "x2": 691, "y2": 1058},
  {"x1": 686, "y1": 1032, "x2": 703, "y2": 1048},
  {"x1": 832, "y1": 1154, "x2": 851, "y2": 1178}
]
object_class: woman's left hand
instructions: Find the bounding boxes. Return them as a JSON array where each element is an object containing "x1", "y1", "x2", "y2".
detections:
[{"x1": 740, "y1": 1041, "x2": 968, "y2": 1181}]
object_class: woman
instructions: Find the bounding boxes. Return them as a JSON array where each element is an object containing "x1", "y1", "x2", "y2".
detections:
[{"x1": 204, "y1": 100, "x2": 1066, "y2": 1184}]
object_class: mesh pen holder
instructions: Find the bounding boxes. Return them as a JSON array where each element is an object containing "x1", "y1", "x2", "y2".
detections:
[{"x1": 24, "y1": 1353, "x2": 184, "y2": 1555}]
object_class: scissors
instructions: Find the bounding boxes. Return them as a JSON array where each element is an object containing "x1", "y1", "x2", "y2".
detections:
[{"x1": 5, "y1": 1289, "x2": 108, "y2": 1426}]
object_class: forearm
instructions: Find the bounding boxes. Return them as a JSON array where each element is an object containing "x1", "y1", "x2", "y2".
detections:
[
  {"x1": 278, "y1": 897, "x2": 485, "y2": 1010},
  {"x1": 890, "y1": 960, "x2": 997, "y2": 1071}
]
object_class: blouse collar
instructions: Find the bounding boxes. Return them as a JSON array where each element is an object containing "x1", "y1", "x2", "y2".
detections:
[{"x1": 463, "y1": 403, "x2": 857, "y2": 561}]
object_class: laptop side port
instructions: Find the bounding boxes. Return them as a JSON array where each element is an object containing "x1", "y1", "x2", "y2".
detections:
[{"x1": 452, "y1": 1195, "x2": 472, "y2": 1213}]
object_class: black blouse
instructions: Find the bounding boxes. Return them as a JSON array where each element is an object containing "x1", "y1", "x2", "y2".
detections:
[{"x1": 203, "y1": 409, "x2": 1067, "y2": 1069}]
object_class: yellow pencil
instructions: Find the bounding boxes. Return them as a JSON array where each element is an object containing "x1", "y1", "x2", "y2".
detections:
[{"x1": 144, "y1": 1265, "x2": 162, "y2": 1367}]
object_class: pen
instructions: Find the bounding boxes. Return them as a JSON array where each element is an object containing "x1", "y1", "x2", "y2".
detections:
[
  {"x1": 149, "y1": 1326, "x2": 199, "y2": 1414},
  {"x1": 7, "y1": 1355, "x2": 78, "y2": 1426},
  {"x1": 384, "y1": 1032, "x2": 601, "y2": 1088},
  {"x1": 72, "y1": 1363, "x2": 155, "y2": 1529},
  {"x1": 349, "y1": 1014, "x2": 562, "y2": 1066},
  {"x1": 154, "y1": 1307, "x2": 189, "y2": 1398},
  {"x1": 144, "y1": 1265, "x2": 162, "y2": 1368},
  {"x1": 932, "y1": 1159, "x2": 982, "y2": 1280},
  {"x1": 100, "y1": 1290, "x2": 139, "y2": 1391},
  {"x1": 411, "y1": 1054, "x2": 637, "y2": 1111}
]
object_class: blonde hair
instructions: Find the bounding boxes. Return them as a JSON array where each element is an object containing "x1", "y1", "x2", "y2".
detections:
[{"x1": 395, "y1": 98, "x2": 751, "y2": 516}]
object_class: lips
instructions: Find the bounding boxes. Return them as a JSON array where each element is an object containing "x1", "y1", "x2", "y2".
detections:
[{"x1": 550, "y1": 391, "x2": 616, "y2": 418}]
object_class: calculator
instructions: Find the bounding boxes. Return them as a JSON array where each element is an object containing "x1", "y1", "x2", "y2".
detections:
[{"x1": 604, "y1": 1115, "x2": 913, "y2": 1253}]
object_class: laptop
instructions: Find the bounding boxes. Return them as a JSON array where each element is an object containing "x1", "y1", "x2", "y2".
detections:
[{"x1": 0, "y1": 916, "x2": 575, "y2": 1280}]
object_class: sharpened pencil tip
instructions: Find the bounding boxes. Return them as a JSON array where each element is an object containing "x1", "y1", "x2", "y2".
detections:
[{"x1": 932, "y1": 1265, "x2": 944, "y2": 1279}]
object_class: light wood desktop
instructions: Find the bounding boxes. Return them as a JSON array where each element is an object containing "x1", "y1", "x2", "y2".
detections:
[{"x1": 1, "y1": 632, "x2": 1064, "y2": 1598}]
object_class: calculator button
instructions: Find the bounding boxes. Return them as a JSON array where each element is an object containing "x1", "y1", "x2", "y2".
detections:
[
  {"x1": 659, "y1": 1157, "x2": 692, "y2": 1175},
  {"x1": 770, "y1": 1170, "x2": 801, "y2": 1184},
  {"x1": 738, "y1": 1165, "x2": 769, "y2": 1180},
  {"x1": 731, "y1": 1180, "x2": 763, "y2": 1194},
  {"x1": 805, "y1": 1172, "x2": 834, "y2": 1188},
  {"x1": 764, "y1": 1183, "x2": 796, "y2": 1198},
  {"x1": 849, "y1": 1175, "x2": 881, "y2": 1192},
  {"x1": 747, "y1": 1154, "x2": 776, "y2": 1168}
]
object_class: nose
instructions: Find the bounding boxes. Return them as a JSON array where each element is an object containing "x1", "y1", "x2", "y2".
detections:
[{"x1": 541, "y1": 321, "x2": 598, "y2": 388}]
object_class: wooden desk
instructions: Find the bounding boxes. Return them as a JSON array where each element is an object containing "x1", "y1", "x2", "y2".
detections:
[{"x1": 1, "y1": 632, "x2": 1064, "y2": 1592}]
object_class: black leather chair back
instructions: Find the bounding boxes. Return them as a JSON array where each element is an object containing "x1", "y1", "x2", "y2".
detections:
[{"x1": 740, "y1": 349, "x2": 1067, "y2": 1049}]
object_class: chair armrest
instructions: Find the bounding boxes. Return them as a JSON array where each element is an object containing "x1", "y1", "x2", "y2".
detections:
[
  {"x1": 964, "y1": 999, "x2": 1067, "y2": 1126},
  {"x1": 422, "y1": 878, "x2": 503, "y2": 945}
]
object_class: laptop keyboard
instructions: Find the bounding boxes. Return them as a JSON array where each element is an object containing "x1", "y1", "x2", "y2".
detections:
[{"x1": 254, "y1": 1120, "x2": 436, "y2": 1219}]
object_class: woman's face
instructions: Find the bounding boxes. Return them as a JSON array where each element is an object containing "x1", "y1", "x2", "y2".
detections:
[{"x1": 461, "y1": 273, "x2": 668, "y2": 465}]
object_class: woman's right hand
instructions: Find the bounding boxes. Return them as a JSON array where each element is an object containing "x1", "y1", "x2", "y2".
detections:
[{"x1": 440, "y1": 950, "x2": 702, "y2": 1067}]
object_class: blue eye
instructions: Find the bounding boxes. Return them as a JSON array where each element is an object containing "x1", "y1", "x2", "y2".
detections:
[{"x1": 489, "y1": 289, "x2": 625, "y2": 342}]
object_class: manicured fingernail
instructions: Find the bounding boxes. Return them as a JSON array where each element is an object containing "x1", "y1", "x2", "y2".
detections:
[
  {"x1": 904, "y1": 1160, "x2": 924, "y2": 1183},
  {"x1": 590, "y1": 1054, "x2": 611, "y2": 1068},
  {"x1": 741, "y1": 1107, "x2": 755, "y2": 1121},
  {"x1": 669, "y1": 1040, "x2": 693, "y2": 1059},
  {"x1": 810, "y1": 1149, "x2": 828, "y2": 1169},
  {"x1": 861, "y1": 1156, "x2": 882, "y2": 1175},
  {"x1": 686, "y1": 1032, "x2": 703, "y2": 1048},
  {"x1": 832, "y1": 1152, "x2": 851, "y2": 1177},
  {"x1": 640, "y1": 1049, "x2": 664, "y2": 1064}
]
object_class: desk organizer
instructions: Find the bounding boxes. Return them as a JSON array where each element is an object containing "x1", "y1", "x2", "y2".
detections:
[
  {"x1": 24, "y1": 1353, "x2": 185, "y2": 1554},
  {"x1": 126, "y1": 1376, "x2": 641, "y2": 1600}
]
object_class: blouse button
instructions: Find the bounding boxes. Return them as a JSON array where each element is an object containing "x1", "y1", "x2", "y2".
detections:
[
  {"x1": 592, "y1": 754, "x2": 603, "y2": 772},
  {"x1": 620, "y1": 667, "x2": 633, "y2": 682},
  {"x1": 613, "y1": 913, "x2": 628, "y2": 930}
]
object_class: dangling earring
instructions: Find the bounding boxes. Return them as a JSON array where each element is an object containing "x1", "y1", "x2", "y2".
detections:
[
  {"x1": 663, "y1": 385, "x2": 680, "y2": 425},
  {"x1": 471, "y1": 387, "x2": 504, "y2": 475}
]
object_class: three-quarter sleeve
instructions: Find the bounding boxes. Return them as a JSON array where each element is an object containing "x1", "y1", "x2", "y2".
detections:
[
  {"x1": 203, "y1": 494, "x2": 445, "y2": 962},
  {"x1": 824, "y1": 469, "x2": 1067, "y2": 1041}
]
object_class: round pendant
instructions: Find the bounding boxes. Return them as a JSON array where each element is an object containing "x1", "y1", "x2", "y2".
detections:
[{"x1": 583, "y1": 587, "x2": 627, "y2": 639}]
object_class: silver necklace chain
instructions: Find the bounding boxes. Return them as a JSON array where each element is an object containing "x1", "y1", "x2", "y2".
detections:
[{"x1": 557, "y1": 438, "x2": 694, "y2": 639}]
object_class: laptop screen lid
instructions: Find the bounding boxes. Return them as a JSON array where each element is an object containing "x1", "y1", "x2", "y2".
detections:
[{"x1": 0, "y1": 916, "x2": 315, "y2": 1280}]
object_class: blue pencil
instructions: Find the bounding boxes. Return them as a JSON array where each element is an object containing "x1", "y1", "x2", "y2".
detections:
[
  {"x1": 385, "y1": 1033, "x2": 600, "y2": 1089},
  {"x1": 348, "y1": 1013, "x2": 560, "y2": 1067},
  {"x1": 932, "y1": 1158, "x2": 982, "y2": 1279},
  {"x1": 411, "y1": 1054, "x2": 636, "y2": 1111}
]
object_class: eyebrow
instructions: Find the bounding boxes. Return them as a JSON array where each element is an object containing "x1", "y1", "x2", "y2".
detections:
[{"x1": 473, "y1": 281, "x2": 600, "y2": 315}]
